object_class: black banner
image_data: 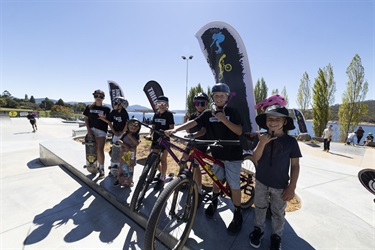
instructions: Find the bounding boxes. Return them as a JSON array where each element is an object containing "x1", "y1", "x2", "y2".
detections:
[
  {"x1": 108, "y1": 80, "x2": 124, "y2": 109},
  {"x1": 293, "y1": 109, "x2": 308, "y2": 134},
  {"x1": 143, "y1": 80, "x2": 164, "y2": 113},
  {"x1": 196, "y1": 21, "x2": 257, "y2": 133}
]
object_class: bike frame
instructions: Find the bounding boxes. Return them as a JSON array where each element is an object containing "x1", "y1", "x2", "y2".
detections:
[{"x1": 155, "y1": 134, "x2": 231, "y2": 197}]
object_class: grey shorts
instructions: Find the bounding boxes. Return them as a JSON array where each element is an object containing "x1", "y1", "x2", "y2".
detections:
[
  {"x1": 212, "y1": 160, "x2": 242, "y2": 190},
  {"x1": 90, "y1": 127, "x2": 107, "y2": 138}
]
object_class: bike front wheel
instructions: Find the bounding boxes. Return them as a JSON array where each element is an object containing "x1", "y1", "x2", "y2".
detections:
[
  {"x1": 144, "y1": 176, "x2": 198, "y2": 250},
  {"x1": 130, "y1": 153, "x2": 160, "y2": 211}
]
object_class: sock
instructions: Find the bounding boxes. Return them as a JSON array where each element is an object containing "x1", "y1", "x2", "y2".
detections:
[{"x1": 99, "y1": 164, "x2": 104, "y2": 170}]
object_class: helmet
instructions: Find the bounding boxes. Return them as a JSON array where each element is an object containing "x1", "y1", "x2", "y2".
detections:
[
  {"x1": 127, "y1": 118, "x2": 141, "y2": 133},
  {"x1": 369, "y1": 132, "x2": 373, "y2": 135},
  {"x1": 255, "y1": 94, "x2": 286, "y2": 111},
  {"x1": 92, "y1": 89, "x2": 105, "y2": 96},
  {"x1": 113, "y1": 96, "x2": 129, "y2": 109},
  {"x1": 193, "y1": 92, "x2": 209, "y2": 102},
  {"x1": 211, "y1": 83, "x2": 230, "y2": 96},
  {"x1": 157, "y1": 95, "x2": 169, "y2": 103}
]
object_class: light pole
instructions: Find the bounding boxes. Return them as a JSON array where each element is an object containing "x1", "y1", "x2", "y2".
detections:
[{"x1": 182, "y1": 55, "x2": 193, "y2": 111}]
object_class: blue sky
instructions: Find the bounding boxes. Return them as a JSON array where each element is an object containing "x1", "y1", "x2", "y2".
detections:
[{"x1": 1, "y1": 0, "x2": 374, "y2": 110}]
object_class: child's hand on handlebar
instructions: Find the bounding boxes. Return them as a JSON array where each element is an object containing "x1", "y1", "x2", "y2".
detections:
[{"x1": 164, "y1": 129, "x2": 175, "y2": 137}]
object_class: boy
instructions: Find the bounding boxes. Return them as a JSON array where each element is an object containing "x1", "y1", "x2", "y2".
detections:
[
  {"x1": 165, "y1": 83, "x2": 244, "y2": 234},
  {"x1": 322, "y1": 124, "x2": 334, "y2": 152},
  {"x1": 248, "y1": 105, "x2": 302, "y2": 250},
  {"x1": 27, "y1": 112, "x2": 37, "y2": 132},
  {"x1": 150, "y1": 96, "x2": 175, "y2": 190}
]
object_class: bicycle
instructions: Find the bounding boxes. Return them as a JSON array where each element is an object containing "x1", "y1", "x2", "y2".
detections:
[{"x1": 143, "y1": 129, "x2": 256, "y2": 250}]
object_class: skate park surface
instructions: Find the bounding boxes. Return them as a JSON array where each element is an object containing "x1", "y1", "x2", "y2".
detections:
[{"x1": 1, "y1": 117, "x2": 374, "y2": 250}]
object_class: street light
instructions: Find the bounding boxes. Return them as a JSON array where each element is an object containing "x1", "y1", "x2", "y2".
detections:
[{"x1": 182, "y1": 55, "x2": 193, "y2": 111}]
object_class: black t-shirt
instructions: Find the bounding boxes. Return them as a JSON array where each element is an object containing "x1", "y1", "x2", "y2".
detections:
[
  {"x1": 83, "y1": 105, "x2": 111, "y2": 132},
  {"x1": 152, "y1": 111, "x2": 175, "y2": 142},
  {"x1": 27, "y1": 114, "x2": 36, "y2": 121},
  {"x1": 194, "y1": 107, "x2": 243, "y2": 161},
  {"x1": 251, "y1": 134, "x2": 302, "y2": 189},
  {"x1": 188, "y1": 111, "x2": 206, "y2": 140},
  {"x1": 108, "y1": 108, "x2": 129, "y2": 132}
]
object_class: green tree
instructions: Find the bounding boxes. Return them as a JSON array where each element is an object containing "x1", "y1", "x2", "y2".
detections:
[
  {"x1": 2, "y1": 90, "x2": 11, "y2": 97},
  {"x1": 281, "y1": 87, "x2": 289, "y2": 108},
  {"x1": 29, "y1": 96, "x2": 36, "y2": 103},
  {"x1": 297, "y1": 72, "x2": 311, "y2": 113},
  {"x1": 311, "y1": 64, "x2": 336, "y2": 137},
  {"x1": 254, "y1": 77, "x2": 268, "y2": 114},
  {"x1": 56, "y1": 98, "x2": 65, "y2": 106},
  {"x1": 271, "y1": 89, "x2": 279, "y2": 94},
  {"x1": 337, "y1": 54, "x2": 369, "y2": 142},
  {"x1": 50, "y1": 105, "x2": 73, "y2": 118},
  {"x1": 40, "y1": 97, "x2": 54, "y2": 110},
  {"x1": 24, "y1": 94, "x2": 29, "y2": 101}
]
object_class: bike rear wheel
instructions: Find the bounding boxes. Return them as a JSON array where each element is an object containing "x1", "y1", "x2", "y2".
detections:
[
  {"x1": 130, "y1": 153, "x2": 160, "y2": 211},
  {"x1": 240, "y1": 158, "x2": 256, "y2": 209},
  {"x1": 144, "y1": 176, "x2": 198, "y2": 250}
]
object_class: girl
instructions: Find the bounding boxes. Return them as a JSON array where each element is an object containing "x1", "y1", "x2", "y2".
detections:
[{"x1": 83, "y1": 89, "x2": 111, "y2": 178}]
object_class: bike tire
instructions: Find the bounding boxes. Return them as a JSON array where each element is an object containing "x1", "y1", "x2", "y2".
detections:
[
  {"x1": 240, "y1": 158, "x2": 256, "y2": 209},
  {"x1": 144, "y1": 176, "x2": 198, "y2": 250},
  {"x1": 130, "y1": 153, "x2": 160, "y2": 211}
]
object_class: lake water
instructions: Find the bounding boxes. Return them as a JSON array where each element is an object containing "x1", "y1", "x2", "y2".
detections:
[{"x1": 128, "y1": 112, "x2": 374, "y2": 143}]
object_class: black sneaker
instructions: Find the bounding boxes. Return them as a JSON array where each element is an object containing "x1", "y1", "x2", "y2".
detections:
[
  {"x1": 153, "y1": 172, "x2": 161, "y2": 181},
  {"x1": 227, "y1": 212, "x2": 243, "y2": 234},
  {"x1": 154, "y1": 179, "x2": 165, "y2": 191},
  {"x1": 205, "y1": 203, "x2": 217, "y2": 218},
  {"x1": 98, "y1": 169, "x2": 105, "y2": 179},
  {"x1": 113, "y1": 180, "x2": 119, "y2": 187},
  {"x1": 249, "y1": 226, "x2": 264, "y2": 248},
  {"x1": 269, "y1": 234, "x2": 281, "y2": 250}
]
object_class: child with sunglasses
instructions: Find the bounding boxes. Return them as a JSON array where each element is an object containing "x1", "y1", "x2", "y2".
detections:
[
  {"x1": 183, "y1": 92, "x2": 209, "y2": 200},
  {"x1": 83, "y1": 89, "x2": 111, "y2": 178}
]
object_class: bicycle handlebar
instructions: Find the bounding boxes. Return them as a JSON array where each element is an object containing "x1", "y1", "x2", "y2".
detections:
[{"x1": 138, "y1": 120, "x2": 240, "y2": 147}]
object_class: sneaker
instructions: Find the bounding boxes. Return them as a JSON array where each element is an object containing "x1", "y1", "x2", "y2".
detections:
[
  {"x1": 98, "y1": 169, "x2": 105, "y2": 179},
  {"x1": 205, "y1": 203, "x2": 217, "y2": 218},
  {"x1": 249, "y1": 226, "x2": 264, "y2": 248},
  {"x1": 269, "y1": 234, "x2": 282, "y2": 250},
  {"x1": 113, "y1": 180, "x2": 119, "y2": 187},
  {"x1": 154, "y1": 179, "x2": 165, "y2": 191},
  {"x1": 227, "y1": 212, "x2": 243, "y2": 234}
]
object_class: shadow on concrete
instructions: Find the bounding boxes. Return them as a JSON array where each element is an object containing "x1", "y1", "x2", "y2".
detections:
[
  {"x1": 14, "y1": 131, "x2": 34, "y2": 135},
  {"x1": 23, "y1": 172, "x2": 145, "y2": 249},
  {"x1": 328, "y1": 152, "x2": 353, "y2": 159},
  {"x1": 305, "y1": 143, "x2": 321, "y2": 148},
  {"x1": 27, "y1": 158, "x2": 52, "y2": 169}
]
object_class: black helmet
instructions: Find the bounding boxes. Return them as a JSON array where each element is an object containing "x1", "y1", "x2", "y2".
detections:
[
  {"x1": 193, "y1": 92, "x2": 209, "y2": 102},
  {"x1": 157, "y1": 95, "x2": 169, "y2": 103},
  {"x1": 113, "y1": 96, "x2": 129, "y2": 109},
  {"x1": 92, "y1": 89, "x2": 105, "y2": 96},
  {"x1": 127, "y1": 118, "x2": 141, "y2": 133},
  {"x1": 211, "y1": 83, "x2": 230, "y2": 96}
]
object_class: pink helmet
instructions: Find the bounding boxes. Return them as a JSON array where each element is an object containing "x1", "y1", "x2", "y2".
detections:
[{"x1": 255, "y1": 94, "x2": 286, "y2": 110}]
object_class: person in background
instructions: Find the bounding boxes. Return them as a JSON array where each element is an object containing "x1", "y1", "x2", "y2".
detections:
[
  {"x1": 322, "y1": 124, "x2": 334, "y2": 152},
  {"x1": 364, "y1": 132, "x2": 374, "y2": 146},
  {"x1": 355, "y1": 126, "x2": 365, "y2": 145},
  {"x1": 83, "y1": 89, "x2": 111, "y2": 178},
  {"x1": 150, "y1": 95, "x2": 175, "y2": 191},
  {"x1": 27, "y1": 111, "x2": 38, "y2": 132},
  {"x1": 346, "y1": 131, "x2": 356, "y2": 146},
  {"x1": 248, "y1": 105, "x2": 301, "y2": 250}
]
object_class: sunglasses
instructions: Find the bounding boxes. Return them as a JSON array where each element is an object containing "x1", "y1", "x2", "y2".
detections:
[
  {"x1": 129, "y1": 122, "x2": 140, "y2": 127},
  {"x1": 194, "y1": 101, "x2": 207, "y2": 107},
  {"x1": 94, "y1": 95, "x2": 104, "y2": 99}
]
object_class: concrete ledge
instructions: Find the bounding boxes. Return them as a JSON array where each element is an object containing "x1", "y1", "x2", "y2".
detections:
[{"x1": 39, "y1": 138, "x2": 184, "y2": 249}]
